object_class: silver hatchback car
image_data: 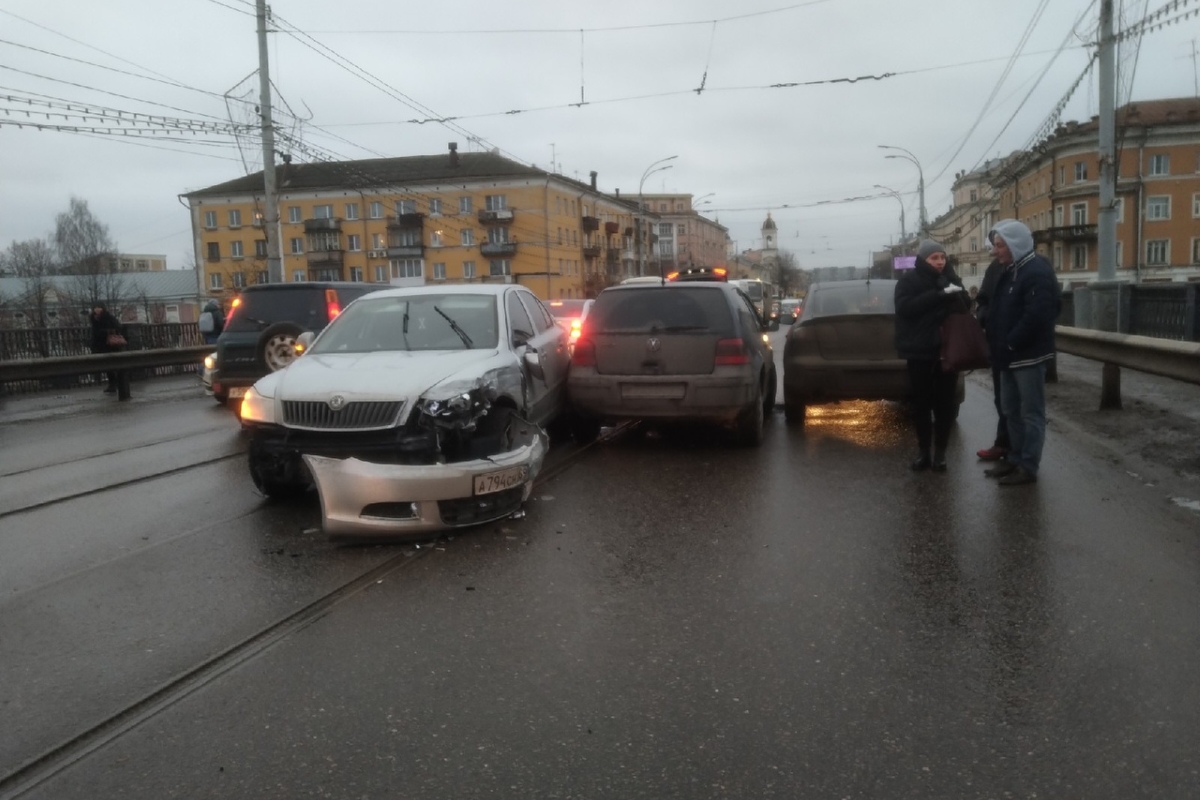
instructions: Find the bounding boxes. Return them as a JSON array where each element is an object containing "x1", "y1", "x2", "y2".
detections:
[{"x1": 567, "y1": 282, "x2": 776, "y2": 446}]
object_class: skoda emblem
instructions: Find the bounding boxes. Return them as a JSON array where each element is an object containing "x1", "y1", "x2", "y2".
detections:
[
  {"x1": 328, "y1": 394, "x2": 346, "y2": 411},
  {"x1": 646, "y1": 337, "x2": 661, "y2": 352}
]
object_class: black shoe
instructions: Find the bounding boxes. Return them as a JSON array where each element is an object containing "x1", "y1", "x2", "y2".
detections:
[
  {"x1": 999, "y1": 466, "x2": 1038, "y2": 486},
  {"x1": 103, "y1": 385, "x2": 118, "y2": 394},
  {"x1": 984, "y1": 463, "x2": 1017, "y2": 478},
  {"x1": 931, "y1": 451, "x2": 947, "y2": 472},
  {"x1": 911, "y1": 453, "x2": 932, "y2": 471}
]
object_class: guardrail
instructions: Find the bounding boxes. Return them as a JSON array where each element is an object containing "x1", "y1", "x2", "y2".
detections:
[
  {"x1": 0, "y1": 347, "x2": 210, "y2": 400},
  {"x1": 1055, "y1": 325, "x2": 1200, "y2": 409}
]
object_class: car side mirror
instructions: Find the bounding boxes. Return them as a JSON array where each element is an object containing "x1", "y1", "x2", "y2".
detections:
[
  {"x1": 295, "y1": 331, "x2": 316, "y2": 355},
  {"x1": 511, "y1": 329, "x2": 533, "y2": 349},
  {"x1": 523, "y1": 349, "x2": 545, "y2": 380}
]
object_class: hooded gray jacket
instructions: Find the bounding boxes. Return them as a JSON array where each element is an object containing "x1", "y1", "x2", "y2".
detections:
[{"x1": 986, "y1": 220, "x2": 1060, "y2": 369}]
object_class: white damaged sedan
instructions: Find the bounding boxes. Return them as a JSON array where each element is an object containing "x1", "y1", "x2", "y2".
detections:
[{"x1": 238, "y1": 284, "x2": 569, "y2": 540}]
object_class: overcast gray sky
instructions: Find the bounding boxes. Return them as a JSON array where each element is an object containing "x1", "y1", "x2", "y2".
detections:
[{"x1": 1, "y1": 0, "x2": 1196, "y2": 270}]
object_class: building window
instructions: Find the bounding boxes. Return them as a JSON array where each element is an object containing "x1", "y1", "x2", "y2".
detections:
[
  {"x1": 290, "y1": 237, "x2": 304, "y2": 255},
  {"x1": 229, "y1": 241, "x2": 244, "y2": 259},
  {"x1": 345, "y1": 203, "x2": 359, "y2": 220},
  {"x1": 658, "y1": 223, "x2": 672, "y2": 236},
  {"x1": 1114, "y1": 197, "x2": 1124, "y2": 223},
  {"x1": 393, "y1": 229, "x2": 420, "y2": 247},
  {"x1": 1070, "y1": 203, "x2": 1087, "y2": 225},
  {"x1": 206, "y1": 242, "x2": 220, "y2": 261},
  {"x1": 432, "y1": 262, "x2": 446, "y2": 281},
  {"x1": 463, "y1": 260, "x2": 476, "y2": 279},
  {"x1": 255, "y1": 239, "x2": 268, "y2": 257},
  {"x1": 459, "y1": 196, "x2": 473, "y2": 214},
  {"x1": 1194, "y1": 193, "x2": 1200, "y2": 217},
  {"x1": 430, "y1": 231, "x2": 443, "y2": 248},
  {"x1": 257, "y1": 271, "x2": 269, "y2": 284},
  {"x1": 347, "y1": 234, "x2": 361, "y2": 251},
  {"x1": 204, "y1": 211, "x2": 217, "y2": 229},
  {"x1": 969, "y1": 237, "x2": 978, "y2": 252},
  {"x1": 1071, "y1": 245, "x2": 1087, "y2": 271},
  {"x1": 677, "y1": 224, "x2": 686, "y2": 234},
  {"x1": 429, "y1": 198, "x2": 442, "y2": 215},
  {"x1": 461, "y1": 229, "x2": 475, "y2": 246},
  {"x1": 371, "y1": 233, "x2": 385, "y2": 250},
  {"x1": 313, "y1": 204, "x2": 334, "y2": 220},
  {"x1": 136, "y1": 259, "x2": 149, "y2": 271},
  {"x1": 374, "y1": 265, "x2": 387, "y2": 282},
  {"x1": 1146, "y1": 196, "x2": 1171, "y2": 221},
  {"x1": 228, "y1": 209, "x2": 242, "y2": 228},
  {"x1": 293, "y1": 270, "x2": 306, "y2": 282},
  {"x1": 557, "y1": 227, "x2": 563, "y2": 245},
  {"x1": 397, "y1": 199, "x2": 416, "y2": 215},
  {"x1": 1148, "y1": 154, "x2": 1169, "y2": 176},
  {"x1": 349, "y1": 266, "x2": 363, "y2": 282},
  {"x1": 232, "y1": 271, "x2": 246, "y2": 288},
  {"x1": 390, "y1": 259, "x2": 423, "y2": 279},
  {"x1": 659, "y1": 242, "x2": 674, "y2": 257},
  {"x1": 1146, "y1": 239, "x2": 1169, "y2": 266},
  {"x1": 1053, "y1": 245, "x2": 1063, "y2": 270},
  {"x1": 485, "y1": 195, "x2": 507, "y2": 211},
  {"x1": 1192, "y1": 238, "x2": 1200, "y2": 264},
  {"x1": 309, "y1": 231, "x2": 340, "y2": 251},
  {"x1": 1115, "y1": 241, "x2": 1123, "y2": 268},
  {"x1": 1058, "y1": 166, "x2": 1065, "y2": 185},
  {"x1": 1074, "y1": 161, "x2": 1088, "y2": 182},
  {"x1": 489, "y1": 259, "x2": 511, "y2": 277},
  {"x1": 288, "y1": 206, "x2": 302, "y2": 223},
  {"x1": 209, "y1": 272, "x2": 223, "y2": 289},
  {"x1": 1054, "y1": 205, "x2": 1064, "y2": 227},
  {"x1": 488, "y1": 227, "x2": 510, "y2": 244},
  {"x1": 369, "y1": 202, "x2": 383, "y2": 219}
]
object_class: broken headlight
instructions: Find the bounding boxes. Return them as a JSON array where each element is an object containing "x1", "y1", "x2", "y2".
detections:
[{"x1": 416, "y1": 389, "x2": 490, "y2": 431}]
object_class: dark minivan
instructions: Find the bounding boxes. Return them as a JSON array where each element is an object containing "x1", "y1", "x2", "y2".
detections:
[
  {"x1": 210, "y1": 282, "x2": 382, "y2": 403},
  {"x1": 567, "y1": 282, "x2": 776, "y2": 446}
]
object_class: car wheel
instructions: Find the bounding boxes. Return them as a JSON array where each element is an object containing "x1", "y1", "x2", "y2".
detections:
[
  {"x1": 785, "y1": 398, "x2": 807, "y2": 425},
  {"x1": 257, "y1": 322, "x2": 305, "y2": 373},
  {"x1": 763, "y1": 369, "x2": 777, "y2": 414},
  {"x1": 249, "y1": 456, "x2": 306, "y2": 501},
  {"x1": 569, "y1": 412, "x2": 601, "y2": 444},
  {"x1": 736, "y1": 390, "x2": 765, "y2": 447},
  {"x1": 214, "y1": 389, "x2": 229, "y2": 405}
]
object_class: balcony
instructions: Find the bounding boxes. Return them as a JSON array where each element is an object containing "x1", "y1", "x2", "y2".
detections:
[
  {"x1": 478, "y1": 209, "x2": 514, "y2": 224},
  {"x1": 481, "y1": 241, "x2": 518, "y2": 257},
  {"x1": 1033, "y1": 224, "x2": 1097, "y2": 244},
  {"x1": 387, "y1": 213, "x2": 425, "y2": 229},
  {"x1": 581, "y1": 216, "x2": 600, "y2": 232},
  {"x1": 582, "y1": 245, "x2": 602, "y2": 258},
  {"x1": 304, "y1": 218, "x2": 341, "y2": 232},
  {"x1": 604, "y1": 221, "x2": 620, "y2": 235},
  {"x1": 386, "y1": 245, "x2": 425, "y2": 258},
  {"x1": 306, "y1": 249, "x2": 344, "y2": 268}
]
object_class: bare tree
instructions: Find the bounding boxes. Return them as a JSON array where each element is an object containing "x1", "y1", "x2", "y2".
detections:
[
  {"x1": 53, "y1": 197, "x2": 128, "y2": 317},
  {"x1": 1, "y1": 238, "x2": 58, "y2": 329},
  {"x1": 772, "y1": 250, "x2": 809, "y2": 297}
]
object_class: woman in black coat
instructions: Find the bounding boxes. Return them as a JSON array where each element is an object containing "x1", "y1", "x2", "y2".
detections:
[
  {"x1": 894, "y1": 240, "x2": 969, "y2": 471},
  {"x1": 90, "y1": 304, "x2": 124, "y2": 393}
]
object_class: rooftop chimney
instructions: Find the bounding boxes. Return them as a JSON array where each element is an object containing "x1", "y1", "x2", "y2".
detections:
[
  {"x1": 590, "y1": 171, "x2": 598, "y2": 190},
  {"x1": 448, "y1": 142, "x2": 459, "y2": 168}
]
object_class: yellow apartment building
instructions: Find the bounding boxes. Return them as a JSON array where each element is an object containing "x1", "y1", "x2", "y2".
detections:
[{"x1": 183, "y1": 147, "x2": 654, "y2": 301}]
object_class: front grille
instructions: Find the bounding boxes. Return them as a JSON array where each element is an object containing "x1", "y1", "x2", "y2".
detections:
[
  {"x1": 438, "y1": 487, "x2": 525, "y2": 527},
  {"x1": 282, "y1": 400, "x2": 403, "y2": 430}
]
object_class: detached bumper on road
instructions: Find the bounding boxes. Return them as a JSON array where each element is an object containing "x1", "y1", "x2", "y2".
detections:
[{"x1": 303, "y1": 424, "x2": 548, "y2": 541}]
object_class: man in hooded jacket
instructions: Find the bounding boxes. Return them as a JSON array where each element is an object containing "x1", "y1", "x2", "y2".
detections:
[
  {"x1": 983, "y1": 220, "x2": 1061, "y2": 486},
  {"x1": 973, "y1": 258, "x2": 1009, "y2": 461}
]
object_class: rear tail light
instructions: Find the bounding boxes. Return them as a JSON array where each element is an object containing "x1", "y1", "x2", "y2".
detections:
[
  {"x1": 712, "y1": 267, "x2": 728, "y2": 278},
  {"x1": 666, "y1": 271, "x2": 680, "y2": 281},
  {"x1": 225, "y1": 296, "x2": 242, "y2": 325},
  {"x1": 572, "y1": 338, "x2": 596, "y2": 367},
  {"x1": 569, "y1": 319, "x2": 583, "y2": 342},
  {"x1": 714, "y1": 338, "x2": 750, "y2": 366},
  {"x1": 325, "y1": 289, "x2": 341, "y2": 320}
]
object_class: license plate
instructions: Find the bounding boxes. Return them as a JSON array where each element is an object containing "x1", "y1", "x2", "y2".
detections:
[
  {"x1": 474, "y1": 465, "x2": 528, "y2": 496},
  {"x1": 228, "y1": 386, "x2": 247, "y2": 399},
  {"x1": 621, "y1": 383, "x2": 686, "y2": 400}
]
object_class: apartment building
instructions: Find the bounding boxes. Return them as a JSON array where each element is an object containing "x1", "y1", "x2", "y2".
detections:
[
  {"x1": 635, "y1": 193, "x2": 728, "y2": 275},
  {"x1": 183, "y1": 146, "x2": 648, "y2": 301},
  {"x1": 993, "y1": 97, "x2": 1200, "y2": 285},
  {"x1": 926, "y1": 158, "x2": 1011, "y2": 288}
]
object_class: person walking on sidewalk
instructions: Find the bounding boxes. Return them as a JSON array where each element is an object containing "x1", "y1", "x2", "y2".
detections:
[
  {"x1": 90, "y1": 304, "x2": 125, "y2": 394},
  {"x1": 894, "y1": 239, "x2": 970, "y2": 472},
  {"x1": 974, "y1": 257, "x2": 1010, "y2": 462},
  {"x1": 983, "y1": 220, "x2": 1061, "y2": 486}
]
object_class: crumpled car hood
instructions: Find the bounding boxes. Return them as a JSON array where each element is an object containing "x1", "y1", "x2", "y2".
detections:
[{"x1": 273, "y1": 349, "x2": 503, "y2": 401}]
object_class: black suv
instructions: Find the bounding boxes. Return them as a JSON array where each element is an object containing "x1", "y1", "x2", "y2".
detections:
[{"x1": 211, "y1": 282, "x2": 382, "y2": 403}]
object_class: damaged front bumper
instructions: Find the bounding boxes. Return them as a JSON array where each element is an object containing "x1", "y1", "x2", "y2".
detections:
[{"x1": 303, "y1": 421, "x2": 548, "y2": 541}]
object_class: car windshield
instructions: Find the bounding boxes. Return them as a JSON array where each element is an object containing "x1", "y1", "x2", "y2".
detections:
[
  {"x1": 801, "y1": 284, "x2": 895, "y2": 320},
  {"x1": 547, "y1": 299, "x2": 589, "y2": 319},
  {"x1": 587, "y1": 287, "x2": 733, "y2": 334},
  {"x1": 310, "y1": 294, "x2": 499, "y2": 353}
]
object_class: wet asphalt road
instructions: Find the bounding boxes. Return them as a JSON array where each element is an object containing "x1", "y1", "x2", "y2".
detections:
[{"x1": 2, "y1": 338, "x2": 1199, "y2": 799}]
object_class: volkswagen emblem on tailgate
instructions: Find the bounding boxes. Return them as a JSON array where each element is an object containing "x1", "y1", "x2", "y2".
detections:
[
  {"x1": 327, "y1": 394, "x2": 346, "y2": 411},
  {"x1": 646, "y1": 337, "x2": 661, "y2": 352}
]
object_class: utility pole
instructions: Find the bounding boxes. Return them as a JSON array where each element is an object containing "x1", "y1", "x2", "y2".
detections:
[
  {"x1": 1097, "y1": 0, "x2": 1117, "y2": 282},
  {"x1": 257, "y1": 0, "x2": 282, "y2": 283}
]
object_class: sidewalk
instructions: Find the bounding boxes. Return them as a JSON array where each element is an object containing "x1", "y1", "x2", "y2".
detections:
[{"x1": 0, "y1": 373, "x2": 208, "y2": 426}]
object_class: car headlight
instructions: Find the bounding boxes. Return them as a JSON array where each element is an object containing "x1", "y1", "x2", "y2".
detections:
[
  {"x1": 204, "y1": 354, "x2": 216, "y2": 370},
  {"x1": 240, "y1": 387, "x2": 276, "y2": 424},
  {"x1": 417, "y1": 389, "x2": 489, "y2": 431}
]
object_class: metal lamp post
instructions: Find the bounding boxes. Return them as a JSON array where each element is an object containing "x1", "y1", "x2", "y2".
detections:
[
  {"x1": 638, "y1": 155, "x2": 677, "y2": 278},
  {"x1": 873, "y1": 184, "x2": 906, "y2": 242},
  {"x1": 879, "y1": 145, "x2": 926, "y2": 236}
]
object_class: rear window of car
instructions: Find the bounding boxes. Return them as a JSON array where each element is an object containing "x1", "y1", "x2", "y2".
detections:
[
  {"x1": 802, "y1": 284, "x2": 895, "y2": 321},
  {"x1": 225, "y1": 288, "x2": 326, "y2": 333},
  {"x1": 587, "y1": 287, "x2": 734, "y2": 334},
  {"x1": 547, "y1": 299, "x2": 589, "y2": 319}
]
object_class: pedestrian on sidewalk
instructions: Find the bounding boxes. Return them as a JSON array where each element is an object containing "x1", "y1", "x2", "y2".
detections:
[
  {"x1": 983, "y1": 221, "x2": 1061, "y2": 486},
  {"x1": 90, "y1": 304, "x2": 125, "y2": 394},
  {"x1": 894, "y1": 239, "x2": 970, "y2": 472},
  {"x1": 199, "y1": 298, "x2": 225, "y2": 345},
  {"x1": 974, "y1": 257, "x2": 1010, "y2": 462}
]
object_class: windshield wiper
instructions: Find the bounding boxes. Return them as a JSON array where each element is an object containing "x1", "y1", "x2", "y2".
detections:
[{"x1": 433, "y1": 305, "x2": 473, "y2": 348}]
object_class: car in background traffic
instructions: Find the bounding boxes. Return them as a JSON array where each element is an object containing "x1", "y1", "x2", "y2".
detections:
[
  {"x1": 546, "y1": 298, "x2": 594, "y2": 351},
  {"x1": 238, "y1": 284, "x2": 568, "y2": 540},
  {"x1": 780, "y1": 298, "x2": 802, "y2": 324},
  {"x1": 782, "y1": 280, "x2": 963, "y2": 423},
  {"x1": 209, "y1": 282, "x2": 383, "y2": 404},
  {"x1": 567, "y1": 281, "x2": 776, "y2": 447}
]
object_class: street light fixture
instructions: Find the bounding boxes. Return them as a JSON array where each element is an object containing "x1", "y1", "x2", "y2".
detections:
[
  {"x1": 878, "y1": 145, "x2": 927, "y2": 236},
  {"x1": 873, "y1": 184, "x2": 906, "y2": 242},
  {"x1": 638, "y1": 155, "x2": 678, "y2": 278}
]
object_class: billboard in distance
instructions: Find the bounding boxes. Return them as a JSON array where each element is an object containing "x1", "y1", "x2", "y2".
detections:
[{"x1": 893, "y1": 256, "x2": 916, "y2": 271}]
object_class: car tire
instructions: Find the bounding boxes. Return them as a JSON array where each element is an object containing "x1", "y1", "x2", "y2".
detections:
[
  {"x1": 763, "y1": 369, "x2": 777, "y2": 414},
  {"x1": 785, "y1": 398, "x2": 807, "y2": 425},
  {"x1": 214, "y1": 390, "x2": 229, "y2": 405},
  {"x1": 257, "y1": 322, "x2": 305, "y2": 373},
  {"x1": 569, "y1": 413, "x2": 601, "y2": 444},
  {"x1": 249, "y1": 448, "x2": 306, "y2": 502},
  {"x1": 736, "y1": 390, "x2": 765, "y2": 447}
]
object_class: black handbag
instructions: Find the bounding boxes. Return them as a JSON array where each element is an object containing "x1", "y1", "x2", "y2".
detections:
[{"x1": 940, "y1": 312, "x2": 990, "y2": 372}]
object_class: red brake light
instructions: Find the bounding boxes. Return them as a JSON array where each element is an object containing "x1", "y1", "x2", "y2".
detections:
[
  {"x1": 325, "y1": 288, "x2": 341, "y2": 320},
  {"x1": 225, "y1": 296, "x2": 241, "y2": 324},
  {"x1": 572, "y1": 338, "x2": 596, "y2": 367},
  {"x1": 714, "y1": 338, "x2": 750, "y2": 366},
  {"x1": 570, "y1": 318, "x2": 583, "y2": 342}
]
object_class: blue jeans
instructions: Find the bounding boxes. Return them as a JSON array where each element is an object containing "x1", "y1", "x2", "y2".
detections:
[{"x1": 999, "y1": 363, "x2": 1047, "y2": 476}]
